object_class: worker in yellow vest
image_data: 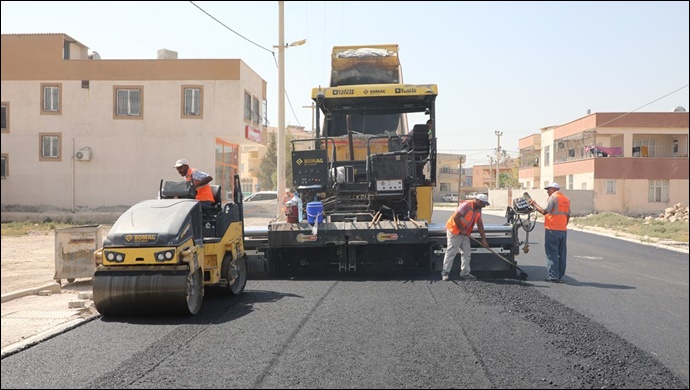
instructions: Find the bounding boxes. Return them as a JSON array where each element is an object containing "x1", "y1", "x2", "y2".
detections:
[
  {"x1": 529, "y1": 182, "x2": 571, "y2": 283},
  {"x1": 441, "y1": 194, "x2": 490, "y2": 281}
]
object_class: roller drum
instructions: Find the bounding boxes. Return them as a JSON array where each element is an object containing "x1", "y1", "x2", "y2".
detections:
[{"x1": 93, "y1": 268, "x2": 203, "y2": 316}]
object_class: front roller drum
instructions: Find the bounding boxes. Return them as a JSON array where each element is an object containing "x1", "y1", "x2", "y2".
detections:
[{"x1": 93, "y1": 268, "x2": 204, "y2": 316}]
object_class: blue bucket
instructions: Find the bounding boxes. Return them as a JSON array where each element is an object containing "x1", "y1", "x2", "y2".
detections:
[{"x1": 306, "y1": 201, "x2": 324, "y2": 224}]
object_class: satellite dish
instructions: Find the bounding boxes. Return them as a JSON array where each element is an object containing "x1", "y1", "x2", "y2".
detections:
[{"x1": 673, "y1": 106, "x2": 686, "y2": 112}]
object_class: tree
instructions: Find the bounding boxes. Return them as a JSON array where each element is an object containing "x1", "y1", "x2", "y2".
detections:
[
  {"x1": 499, "y1": 166, "x2": 520, "y2": 189},
  {"x1": 256, "y1": 132, "x2": 295, "y2": 191},
  {"x1": 257, "y1": 133, "x2": 277, "y2": 191}
]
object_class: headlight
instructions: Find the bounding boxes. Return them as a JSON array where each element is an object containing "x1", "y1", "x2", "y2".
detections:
[
  {"x1": 154, "y1": 249, "x2": 176, "y2": 262},
  {"x1": 104, "y1": 251, "x2": 125, "y2": 263}
]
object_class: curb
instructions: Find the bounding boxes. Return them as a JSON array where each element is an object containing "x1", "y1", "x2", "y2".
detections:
[
  {"x1": 1, "y1": 282, "x2": 62, "y2": 303},
  {"x1": 1, "y1": 315, "x2": 99, "y2": 358}
]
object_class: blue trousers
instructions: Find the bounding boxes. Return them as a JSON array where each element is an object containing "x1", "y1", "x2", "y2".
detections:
[{"x1": 545, "y1": 229, "x2": 567, "y2": 280}]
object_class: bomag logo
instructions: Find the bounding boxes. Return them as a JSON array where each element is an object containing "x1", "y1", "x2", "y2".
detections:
[
  {"x1": 332, "y1": 89, "x2": 354, "y2": 95},
  {"x1": 395, "y1": 88, "x2": 417, "y2": 94},
  {"x1": 124, "y1": 234, "x2": 158, "y2": 243},
  {"x1": 376, "y1": 233, "x2": 399, "y2": 242},
  {"x1": 303, "y1": 158, "x2": 324, "y2": 165},
  {"x1": 364, "y1": 89, "x2": 386, "y2": 94},
  {"x1": 296, "y1": 158, "x2": 303, "y2": 165},
  {"x1": 296, "y1": 234, "x2": 318, "y2": 243}
]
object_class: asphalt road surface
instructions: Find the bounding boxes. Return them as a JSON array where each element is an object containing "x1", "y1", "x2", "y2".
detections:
[{"x1": 1, "y1": 212, "x2": 687, "y2": 389}]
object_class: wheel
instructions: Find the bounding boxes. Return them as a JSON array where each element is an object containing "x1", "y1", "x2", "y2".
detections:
[
  {"x1": 185, "y1": 267, "x2": 204, "y2": 315},
  {"x1": 222, "y1": 253, "x2": 247, "y2": 295}
]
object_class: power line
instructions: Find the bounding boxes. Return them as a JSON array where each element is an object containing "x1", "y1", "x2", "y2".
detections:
[
  {"x1": 190, "y1": 1, "x2": 302, "y2": 127},
  {"x1": 189, "y1": 1, "x2": 273, "y2": 54},
  {"x1": 595, "y1": 83, "x2": 689, "y2": 129}
]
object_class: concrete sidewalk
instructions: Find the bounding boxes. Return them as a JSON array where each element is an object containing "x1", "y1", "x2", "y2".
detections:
[{"x1": 1, "y1": 282, "x2": 99, "y2": 357}]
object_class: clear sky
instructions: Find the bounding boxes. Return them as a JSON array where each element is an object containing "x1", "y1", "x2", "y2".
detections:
[{"x1": 2, "y1": 1, "x2": 688, "y2": 166}]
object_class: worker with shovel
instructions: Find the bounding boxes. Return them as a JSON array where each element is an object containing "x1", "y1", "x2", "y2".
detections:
[{"x1": 441, "y1": 194, "x2": 490, "y2": 281}]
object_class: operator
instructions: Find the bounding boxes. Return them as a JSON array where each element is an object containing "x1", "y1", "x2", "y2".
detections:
[
  {"x1": 441, "y1": 194, "x2": 490, "y2": 281},
  {"x1": 173, "y1": 159, "x2": 214, "y2": 208},
  {"x1": 528, "y1": 182, "x2": 571, "y2": 283}
]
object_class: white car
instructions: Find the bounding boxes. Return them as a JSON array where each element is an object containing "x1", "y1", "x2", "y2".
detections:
[
  {"x1": 442, "y1": 193, "x2": 459, "y2": 202},
  {"x1": 243, "y1": 191, "x2": 278, "y2": 216}
]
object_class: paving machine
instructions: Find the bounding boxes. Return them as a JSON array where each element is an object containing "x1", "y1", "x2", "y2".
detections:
[
  {"x1": 93, "y1": 175, "x2": 247, "y2": 316},
  {"x1": 244, "y1": 45, "x2": 534, "y2": 278}
]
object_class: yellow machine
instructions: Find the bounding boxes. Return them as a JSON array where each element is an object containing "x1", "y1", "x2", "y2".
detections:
[
  {"x1": 245, "y1": 44, "x2": 530, "y2": 279},
  {"x1": 92, "y1": 175, "x2": 247, "y2": 316}
]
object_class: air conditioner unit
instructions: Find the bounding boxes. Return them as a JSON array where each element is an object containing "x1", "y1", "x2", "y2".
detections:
[{"x1": 75, "y1": 147, "x2": 92, "y2": 161}]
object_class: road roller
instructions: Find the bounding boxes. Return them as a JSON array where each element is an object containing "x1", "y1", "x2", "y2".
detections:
[{"x1": 93, "y1": 175, "x2": 247, "y2": 316}]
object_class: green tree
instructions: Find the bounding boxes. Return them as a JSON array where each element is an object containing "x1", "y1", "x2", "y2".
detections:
[
  {"x1": 499, "y1": 166, "x2": 520, "y2": 188},
  {"x1": 256, "y1": 132, "x2": 295, "y2": 191},
  {"x1": 257, "y1": 133, "x2": 277, "y2": 191}
]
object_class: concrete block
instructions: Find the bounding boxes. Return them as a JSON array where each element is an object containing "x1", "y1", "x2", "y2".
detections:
[
  {"x1": 68, "y1": 300, "x2": 86, "y2": 309},
  {"x1": 77, "y1": 292, "x2": 93, "y2": 300},
  {"x1": 38, "y1": 290, "x2": 53, "y2": 296}
]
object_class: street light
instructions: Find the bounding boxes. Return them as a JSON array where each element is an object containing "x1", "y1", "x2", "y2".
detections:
[{"x1": 275, "y1": 1, "x2": 306, "y2": 217}]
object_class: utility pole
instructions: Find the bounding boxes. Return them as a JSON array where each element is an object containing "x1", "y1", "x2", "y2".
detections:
[
  {"x1": 276, "y1": 1, "x2": 285, "y2": 218},
  {"x1": 495, "y1": 131, "x2": 503, "y2": 189},
  {"x1": 486, "y1": 155, "x2": 494, "y2": 189},
  {"x1": 302, "y1": 102, "x2": 316, "y2": 133},
  {"x1": 457, "y1": 155, "x2": 464, "y2": 195}
]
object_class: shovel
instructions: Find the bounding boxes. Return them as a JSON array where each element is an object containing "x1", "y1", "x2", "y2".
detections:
[{"x1": 470, "y1": 236, "x2": 529, "y2": 281}]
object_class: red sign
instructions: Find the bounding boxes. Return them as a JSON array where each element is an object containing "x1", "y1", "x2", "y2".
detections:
[{"x1": 245, "y1": 125, "x2": 262, "y2": 144}]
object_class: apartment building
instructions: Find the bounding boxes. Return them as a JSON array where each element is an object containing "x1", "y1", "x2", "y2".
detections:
[
  {"x1": 435, "y1": 152, "x2": 466, "y2": 200},
  {"x1": 518, "y1": 111, "x2": 689, "y2": 214},
  {"x1": 1, "y1": 33, "x2": 267, "y2": 212}
]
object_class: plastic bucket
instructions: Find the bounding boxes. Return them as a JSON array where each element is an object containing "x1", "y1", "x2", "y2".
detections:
[{"x1": 306, "y1": 201, "x2": 324, "y2": 224}]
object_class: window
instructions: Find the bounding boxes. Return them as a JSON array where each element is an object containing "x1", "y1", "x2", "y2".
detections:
[
  {"x1": 672, "y1": 139, "x2": 679, "y2": 155},
  {"x1": 41, "y1": 84, "x2": 61, "y2": 114},
  {"x1": 1, "y1": 154, "x2": 7, "y2": 178},
  {"x1": 440, "y1": 183, "x2": 450, "y2": 191},
  {"x1": 568, "y1": 175, "x2": 573, "y2": 190},
  {"x1": 244, "y1": 92, "x2": 252, "y2": 121},
  {"x1": 606, "y1": 180, "x2": 616, "y2": 194},
  {"x1": 262, "y1": 99, "x2": 268, "y2": 126},
  {"x1": 1, "y1": 102, "x2": 8, "y2": 132},
  {"x1": 544, "y1": 145, "x2": 550, "y2": 166},
  {"x1": 252, "y1": 97, "x2": 260, "y2": 124},
  {"x1": 39, "y1": 132, "x2": 61, "y2": 161},
  {"x1": 182, "y1": 86, "x2": 203, "y2": 118},
  {"x1": 648, "y1": 179, "x2": 669, "y2": 203},
  {"x1": 114, "y1": 86, "x2": 143, "y2": 118}
]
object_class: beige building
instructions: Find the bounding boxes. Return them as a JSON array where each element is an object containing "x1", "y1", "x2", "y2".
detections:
[
  {"x1": 435, "y1": 152, "x2": 466, "y2": 200},
  {"x1": 518, "y1": 111, "x2": 689, "y2": 214},
  {"x1": 1, "y1": 33, "x2": 267, "y2": 212}
]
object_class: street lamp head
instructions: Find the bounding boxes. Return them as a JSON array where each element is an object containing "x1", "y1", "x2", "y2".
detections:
[{"x1": 289, "y1": 39, "x2": 307, "y2": 47}]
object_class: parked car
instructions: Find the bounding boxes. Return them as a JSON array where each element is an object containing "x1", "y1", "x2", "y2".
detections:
[
  {"x1": 243, "y1": 191, "x2": 278, "y2": 203},
  {"x1": 442, "y1": 193, "x2": 459, "y2": 203},
  {"x1": 243, "y1": 191, "x2": 278, "y2": 216}
]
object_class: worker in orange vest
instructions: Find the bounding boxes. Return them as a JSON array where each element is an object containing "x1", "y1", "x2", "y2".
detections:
[
  {"x1": 174, "y1": 159, "x2": 215, "y2": 208},
  {"x1": 441, "y1": 194, "x2": 490, "y2": 281},
  {"x1": 529, "y1": 182, "x2": 571, "y2": 283}
]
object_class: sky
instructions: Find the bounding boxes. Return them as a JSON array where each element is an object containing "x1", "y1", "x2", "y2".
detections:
[{"x1": 2, "y1": 1, "x2": 688, "y2": 166}]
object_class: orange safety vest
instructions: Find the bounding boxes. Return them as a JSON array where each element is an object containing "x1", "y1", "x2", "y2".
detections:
[
  {"x1": 544, "y1": 191, "x2": 570, "y2": 231},
  {"x1": 446, "y1": 200, "x2": 481, "y2": 236},
  {"x1": 185, "y1": 168, "x2": 215, "y2": 203}
]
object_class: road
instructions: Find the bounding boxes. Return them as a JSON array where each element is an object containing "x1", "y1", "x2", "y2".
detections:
[{"x1": 1, "y1": 211, "x2": 687, "y2": 389}]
